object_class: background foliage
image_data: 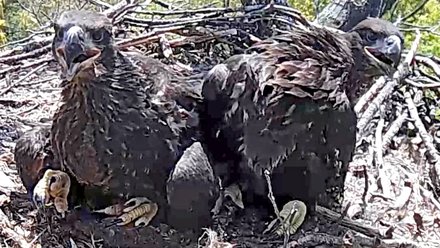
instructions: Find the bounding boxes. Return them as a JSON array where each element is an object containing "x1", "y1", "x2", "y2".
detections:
[{"x1": 0, "y1": 0, "x2": 439, "y2": 56}]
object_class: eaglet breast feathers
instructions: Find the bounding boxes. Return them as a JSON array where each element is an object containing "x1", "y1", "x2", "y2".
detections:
[{"x1": 14, "y1": 9, "x2": 225, "y2": 233}]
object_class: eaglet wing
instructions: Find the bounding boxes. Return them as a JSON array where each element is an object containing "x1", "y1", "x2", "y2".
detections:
[
  {"x1": 166, "y1": 142, "x2": 219, "y2": 232},
  {"x1": 14, "y1": 124, "x2": 58, "y2": 192},
  {"x1": 202, "y1": 28, "x2": 357, "y2": 209}
]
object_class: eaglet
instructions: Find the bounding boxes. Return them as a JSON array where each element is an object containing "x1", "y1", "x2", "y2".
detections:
[
  {"x1": 15, "y1": 10, "x2": 221, "y2": 232},
  {"x1": 199, "y1": 17, "x2": 403, "y2": 226}
]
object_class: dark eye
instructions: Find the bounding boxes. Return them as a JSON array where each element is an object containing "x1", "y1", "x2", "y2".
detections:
[
  {"x1": 92, "y1": 30, "x2": 104, "y2": 42},
  {"x1": 366, "y1": 32, "x2": 379, "y2": 42},
  {"x1": 54, "y1": 25, "x2": 63, "y2": 40}
]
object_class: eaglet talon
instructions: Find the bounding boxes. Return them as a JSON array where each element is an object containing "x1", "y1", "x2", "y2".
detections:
[
  {"x1": 96, "y1": 197, "x2": 158, "y2": 227},
  {"x1": 93, "y1": 203, "x2": 124, "y2": 216},
  {"x1": 263, "y1": 200, "x2": 307, "y2": 236},
  {"x1": 117, "y1": 199, "x2": 158, "y2": 226},
  {"x1": 32, "y1": 169, "x2": 71, "y2": 217},
  {"x1": 122, "y1": 197, "x2": 151, "y2": 213}
]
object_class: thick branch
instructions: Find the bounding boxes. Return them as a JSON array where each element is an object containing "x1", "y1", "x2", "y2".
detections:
[{"x1": 316, "y1": 0, "x2": 398, "y2": 31}]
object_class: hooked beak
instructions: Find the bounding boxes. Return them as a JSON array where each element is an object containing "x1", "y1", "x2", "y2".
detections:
[
  {"x1": 364, "y1": 34, "x2": 402, "y2": 76},
  {"x1": 56, "y1": 26, "x2": 101, "y2": 81}
]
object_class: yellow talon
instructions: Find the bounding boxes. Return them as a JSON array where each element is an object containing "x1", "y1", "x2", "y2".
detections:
[
  {"x1": 93, "y1": 203, "x2": 124, "y2": 216},
  {"x1": 95, "y1": 197, "x2": 158, "y2": 227},
  {"x1": 32, "y1": 169, "x2": 71, "y2": 217},
  {"x1": 118, "y1": 202, "x2": 158, "y2": 226}
]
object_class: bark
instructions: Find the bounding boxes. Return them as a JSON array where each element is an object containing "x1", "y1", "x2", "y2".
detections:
[{"x1": 315, "y1": 0, "x2": 398, "y2": 31}]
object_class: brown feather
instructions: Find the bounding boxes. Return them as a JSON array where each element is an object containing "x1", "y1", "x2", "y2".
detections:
[{"x1": 200, "y1": 18, "x2": 403, "y2": 213}]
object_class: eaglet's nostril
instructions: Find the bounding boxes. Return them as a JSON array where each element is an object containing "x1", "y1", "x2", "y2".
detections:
[
  {"x1": 386, "y1": 37, "x2": 397, "y2": 46},
  {"x1": 56, "y1": 47, "x2": 66, "y2": 59}
]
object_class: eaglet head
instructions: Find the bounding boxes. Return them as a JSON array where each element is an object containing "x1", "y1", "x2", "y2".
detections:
[
  {"x1": 349, "y1": 18, "x2": 404, "y2": 79},
  {"x1": 52, "y1": 10, "x2": 114, "y2": 82}
]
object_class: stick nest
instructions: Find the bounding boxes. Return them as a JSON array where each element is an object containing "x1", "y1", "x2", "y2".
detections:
[{"x1": 1, "y1": 1, "x2": 440, "y2": 247}]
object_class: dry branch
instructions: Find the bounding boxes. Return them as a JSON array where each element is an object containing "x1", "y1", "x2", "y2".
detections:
[
  {"x1": 0, "y1": 46, "x2": 51, "y2": 65},
  {"x1": 0, "y1": 62, "x2": 48, "y2": 96},
  {"x1": 404, "y1": 91, "x2": 440, "y2": 187},
  {"x1": 288, "y1": 232, "x2": 424, "y2": 248},
  {"x1": 382, "y1": 111, "x2": 408, "y2": 153},
  {"x1": 0, "y1": 209, "x2": 31, "y2": 247},
  {"x1": 415, "y1": 56, "x2": 440, "y2": 78}
]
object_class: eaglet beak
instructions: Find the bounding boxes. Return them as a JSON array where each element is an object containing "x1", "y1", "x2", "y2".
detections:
[
  {"x1": 364, "y1": 34, "x2": 402, "y2": 75},
  {"x1": 56, "y1": 26, "x2": 101, "y2": 81}
]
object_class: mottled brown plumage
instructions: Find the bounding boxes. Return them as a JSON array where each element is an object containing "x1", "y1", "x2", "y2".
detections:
[
  {"x1": 200, "y1": 18, "x2": 403, "y2": 213},
  {"x1": 14, "y1": 125, "x2": 55, "y2": 192},
  {"x1": 25, "y1": 10, "x2": 217, "y2": 231}
]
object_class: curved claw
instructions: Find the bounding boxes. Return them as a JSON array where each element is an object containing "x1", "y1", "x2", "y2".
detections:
[
  {"x1": 134, "y1": 211, "x2": 156, "y2": 227},
  {"x1": 96, "y1": 197, "x2": 158, "y2": 227},
  {"x1": 117, "y1": 202, "x2": 158, "y2": 226},
  {"x1": 122, "y1": 197, "x2": 152, "y2": 213},
  {"x1": 93, "y1": 203, "x2": 124, "y2": 216},
  {"x1": 32, "y1": 169, "x2": 71, "y2": 216}
]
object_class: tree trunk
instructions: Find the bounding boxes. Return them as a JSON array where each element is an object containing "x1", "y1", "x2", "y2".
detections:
[{"x1": 315, "y1": 0, "x2": 397, "y2": 31}]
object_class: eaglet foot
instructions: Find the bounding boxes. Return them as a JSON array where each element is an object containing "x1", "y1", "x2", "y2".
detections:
[
  {"x1": 263, "y1": 200, "x2": 307, "y2": 236},
  {"x1": 95, "y1": 197, "x2": 158, "y2": 227},
  {"x1": 32, "y1": 169, "x2": 71, "y2": 217}
]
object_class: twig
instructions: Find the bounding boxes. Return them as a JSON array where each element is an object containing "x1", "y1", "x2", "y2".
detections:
[
  {"x1": 288, "y1": 232, "x2": 424, "y2": 248},
  {"x1": 0, "y1": 209, "x2": 31, "y2": 247},
  {"x1": 0, "y1": 0, "x2": 138, "y2": 62},
  {"x1": 405, "y1": 78, "x2": 440, "y2": 88},
  {"x1": 400, "y1": 0, "x2": 430, "y2": 22},
  {"x1": 315, "y1": 205, "x2": 382, "y2": 237},
  {"x1": 387, "y1": 156, "x2": 440, "y2": 212},
  {"x1": 391, "y1": 180, "x2": 412, "y2": 209},
  {"x1": 404, "y1": 91, "x2": 440, "y2": 187},
  {"x1": 18, "y1": 76, "x2": 58, "y2": 87},
  {"x1": 0, "y1": 57, "x2": 53, "y2": 78},
  {"x1": 0, "y1": 63, "x2": 48, "y2": 97},
  {"x1": 0, "y1": 45, "x2": 51, "y2": 65},
  {"x1": 0, "y1": 36, "x2": 52, "y2": 59},
  {"x1": 16, "y1": 103, "x2": 41, "y2": 116},
  {"x1": 415, "y1": 55, "x2": 440, "y2": 78},
  {"x1": 375, "y1": 112, "x2": 393, "y2": 198},
  {"x1": 102, "y1": 0, "x2": 140, "y2": 19},
  {"x1": 264, "y1": 169, "x2": 289, "y2": 248},
  {"x1": 0, "y1": 30, "x2": 51, "y2": 49},
  {"x1": 382, "y1": 111, "x2": 408, "y2": 153},
  {"x1": 88, "y1": 0, "x2": 112, "y2": 9},
  {"x1": 133, "y1": 6, "x2": 235, "y2": 16},
  {"x1": 116, "y1": 26, "x2": 186, "y2": 48},
  {"x1": 354, "y1": 77, "x2": 386, "y2": 116},
  {"x1": 356, "y1": 29, "x2": 421, "y2": 135}
]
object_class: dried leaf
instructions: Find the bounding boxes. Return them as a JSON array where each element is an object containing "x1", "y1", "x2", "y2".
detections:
[{"x1": 413, "y1": 212, "x2": 424, "y2": 232}]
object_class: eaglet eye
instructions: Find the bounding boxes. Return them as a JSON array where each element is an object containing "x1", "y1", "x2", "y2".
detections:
[
  {"x1": 366, "y1": 32, "x2": 379, "y2": 42},
  {"x1": 54, "y1": 25, "x2": 64, "y2": 40},
  {"x1": 91, "y1": 30, "x2": 104, "y2": 42}
]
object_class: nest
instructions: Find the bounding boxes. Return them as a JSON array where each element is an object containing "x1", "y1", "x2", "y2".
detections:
[{"x1": 1, "y1": 0, "x2": 440, "y2": 247}]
